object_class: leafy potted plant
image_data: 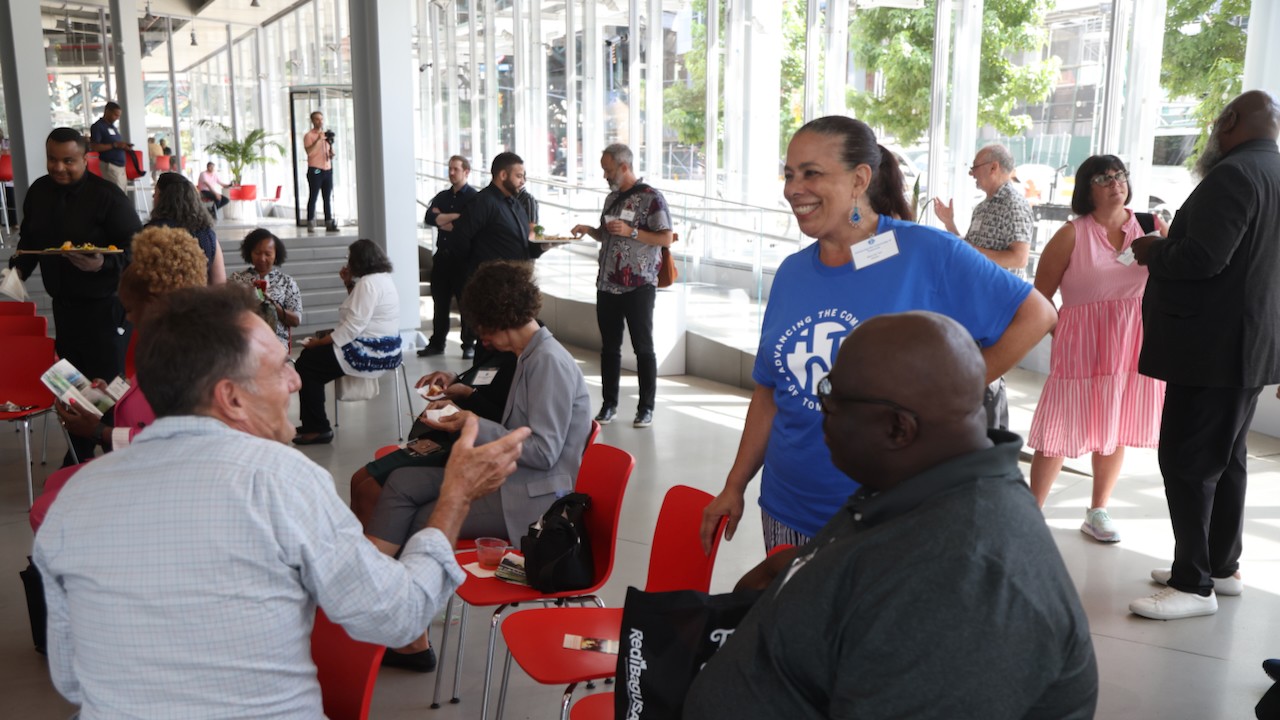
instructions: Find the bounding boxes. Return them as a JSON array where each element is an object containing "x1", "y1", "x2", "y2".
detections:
[{"x1": 200, "y1": 121, "x2": 284, "y2": 200}]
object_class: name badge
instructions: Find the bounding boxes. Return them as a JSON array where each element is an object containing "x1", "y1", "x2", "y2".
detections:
[
  {"x1": 1116, "y1": 248, "x2": 1136, "y2": 266},
  {"x1": 851, "y1": 230, "x2": 900, "y2": 270},
  {"x1": 472, "y1": 368, "x2": 499, "y2": 386},
  {"x1": 620, "y1": 208, "x2": 636, "y2": 223}
]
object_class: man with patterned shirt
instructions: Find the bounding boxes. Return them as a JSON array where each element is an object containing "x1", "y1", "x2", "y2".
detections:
[
  {"x1": 934, "y1": 143, "x2": 1035, "y2": 430},
  {"x1": 572, "y1": 143, "x2": 673, "y2": 428},
  {"x1": 34, "y1": 285, "x2": 528, "y2": 719}
]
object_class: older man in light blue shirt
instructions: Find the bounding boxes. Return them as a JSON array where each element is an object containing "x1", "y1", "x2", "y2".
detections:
[{"x1": 34, "y1": 285, "x2": 529, "y2": 719}]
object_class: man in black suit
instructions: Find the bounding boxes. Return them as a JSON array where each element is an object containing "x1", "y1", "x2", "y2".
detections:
[{"x1": 1130, "y1": 90, "x2": 1280, "y2": 621}]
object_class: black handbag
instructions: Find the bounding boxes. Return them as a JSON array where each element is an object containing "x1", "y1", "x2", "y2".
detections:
[
  {"x1": 520, "y1": 492, "x2": 594, "y2": 592},
  {"x1": 614, "y1": 586, "x2": 762, "y2": 720}
]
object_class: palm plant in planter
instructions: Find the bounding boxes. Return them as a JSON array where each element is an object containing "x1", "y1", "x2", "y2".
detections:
[{"x1": 201, "y1": 122, "x2": 284, "y2": 198}]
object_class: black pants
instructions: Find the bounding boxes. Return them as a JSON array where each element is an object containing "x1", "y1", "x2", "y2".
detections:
[
  {"x1": 428, "y1": 251, "x2": 474, "y2": 349},
  {"x1": 597, "y1": 285, "x2": 657, "y2": 412},
  {"x1": 306, "y1": 167, "x2": 333, "y2": 224},
  {"x1": 1160, "y1": 383, "x2": 1261, "y2": 596},
  {"x1": 53, "y1": 295, "x2": 128, "y2": 466},
  {"x1": 200, "y1": 190, "x2": 230, "y2": 210},
  {"x1": 295, "y1": 344, "x2": 345, "y2": 433}
]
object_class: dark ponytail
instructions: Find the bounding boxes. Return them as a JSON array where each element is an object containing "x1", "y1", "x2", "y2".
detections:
[
  {"x1": 796, "y1": 117, "x2": 913, "y2": 222},
  {"x1": 868, "y1": 144, "x2": 914, "y2": 222}
]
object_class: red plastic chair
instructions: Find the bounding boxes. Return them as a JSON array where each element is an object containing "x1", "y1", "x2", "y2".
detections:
[
  {"x1": 311, "y1": 608, "x2": 386, "y2": 720},
  {"x1": 569, "y1": 692, "x2": 613, "y2": 719},
  {"x1": 586, "y1": 419, "x2": 601, "y2": 449},
  {"x1": 0, "y1": 302, "x2": 36, "y2": 316},
  {"x1": 494, "y1": 485, "x2": 726, "y2": 720},
  {"x1": 86, "y1": 152, "x2": 102, "y2": 177},
  {"x1": 0, "y1": 315, "x2": 48, "y2": 337},
  {"x1": 0, "y1": 337, "x2": 63, "y2": 506},
  {"x1": 431, "y1": 443, "x2": 635, "y2": 718},
  {"x1": 124, "y1": 150, "x2": 146, "y2": 181},
  {"x1": 154, "y1": 155, "x2": 171, "y2": 172}
]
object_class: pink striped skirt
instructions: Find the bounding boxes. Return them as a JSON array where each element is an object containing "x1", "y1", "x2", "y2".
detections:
[{"x1": 1027, "y1": 296, "x2": 1164, "y2": 458}]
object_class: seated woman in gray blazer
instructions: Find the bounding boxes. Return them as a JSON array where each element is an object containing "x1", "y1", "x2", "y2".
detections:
[{"x1": 366, "y1": 259, "x2": 592, "y2": 556}]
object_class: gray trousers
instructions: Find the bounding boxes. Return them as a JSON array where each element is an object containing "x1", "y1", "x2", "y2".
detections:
[
  {"x1": 984, "y1": 376, "x2": 1009, "y2": 431},
  {"x1": 367, "y1": 466, "x2": 508, "y2": 547}
]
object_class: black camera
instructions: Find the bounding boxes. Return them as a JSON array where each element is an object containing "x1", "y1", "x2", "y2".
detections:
[{"x1": 324, "y1": 129, "x2": 335, "y2": 144}]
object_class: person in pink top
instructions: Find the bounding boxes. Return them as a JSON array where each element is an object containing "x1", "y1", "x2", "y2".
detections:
[
  {"x1": 35, "y1": 226, "x2": 209, "y2": 532},
  {"x1": 1027, "y1": 155, "x2": 1168, "y2": 543},
  {"x1": 197, "y1": 161, "x2": 231, "y2": 215},
  {"x1": 303, "y1": 111, "x2": 337, "y2": 233}
]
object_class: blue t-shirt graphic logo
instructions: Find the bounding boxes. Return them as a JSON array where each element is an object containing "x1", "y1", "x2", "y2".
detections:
[{"x1": 783, "y1": 320, "x2": 850, "y2": 402}]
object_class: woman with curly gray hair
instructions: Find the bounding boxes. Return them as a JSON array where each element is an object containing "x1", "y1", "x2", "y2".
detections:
[{"x1": 147, "y1": 171, "x2": 227, "y2": 283}]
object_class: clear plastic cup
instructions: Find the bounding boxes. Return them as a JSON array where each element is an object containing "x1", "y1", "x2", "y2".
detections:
[{"x1": 475, "y1": 537, "x2": 507, "y2": 570}]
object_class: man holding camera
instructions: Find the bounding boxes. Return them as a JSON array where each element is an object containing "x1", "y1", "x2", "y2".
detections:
[{"x1": 303, "y1": 111, "x2": 337, "y2": 233}]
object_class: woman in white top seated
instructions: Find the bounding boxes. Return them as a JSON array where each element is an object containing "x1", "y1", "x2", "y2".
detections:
[{"x1": 293, "y1": 239, "x2": 402, "y2": 445}]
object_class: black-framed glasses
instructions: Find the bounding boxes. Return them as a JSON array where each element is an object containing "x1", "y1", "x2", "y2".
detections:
[
  {"x1": 968, "y1": 160, "x2": 993, "y2": 175},
  {"x1": 816, "y1": 375, "x2": 920, "y2": 422},
  {"x1": 1091, "y1": 171, "x2": 1129, "y2": 186}
]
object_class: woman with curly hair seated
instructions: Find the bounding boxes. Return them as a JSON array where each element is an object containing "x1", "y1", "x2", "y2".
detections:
[
  {"x1": 147, "y1": 172, "x2": 227, "y2": 283},
  {"x1": 35, "y1": 225, "x2": 210, "y2": 531},
  {"x1": 366, "y1": 260, "x2": 591, "y2": 672}
]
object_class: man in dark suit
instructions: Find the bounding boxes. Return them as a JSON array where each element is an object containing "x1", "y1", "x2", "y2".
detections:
[{"x1": 1130, "y1": 90, "x2": 1280, "y2": 620}]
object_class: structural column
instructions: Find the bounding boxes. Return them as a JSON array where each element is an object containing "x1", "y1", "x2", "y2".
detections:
[
  {"x1": 947, "y1": 0, "x2": 982, "y2": 223},
  {"x1": 1243, "y1": 0, "x2": 1280, "y2": 97},
  {"x1": 0, "y1": 0, "x2": 53, "y2": 213},
  {"x1": 349, "y1": 0, "x2": 422, "y2": 341}
]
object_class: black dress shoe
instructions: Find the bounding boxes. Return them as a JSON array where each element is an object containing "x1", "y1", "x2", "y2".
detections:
[
  {"x1": 633, "y1": 409, "x2": 653, "y2": 428},
  {"x1": 1265, "y1": 659, "x2": 1280, "y2": 682},
  {"x1": 594, "y1": 406, "x2": 616, "y2": 424},
  {"x1": 382, "y1": 647, "x2": 437, "y2": 673},
  {"x1": 417, "y1": 345, "x2": 445, "y2": 357},
  {"x1": 292, "y1": 430, "x2": 334, "y2": 446},
  {"x1": 461, "y1": 347, "x2": 475, "y2": 360}
]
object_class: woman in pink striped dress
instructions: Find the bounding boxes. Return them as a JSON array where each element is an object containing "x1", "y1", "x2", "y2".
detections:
[{"x1": 1028, "y1": 155, "x2": 1167, "y2": 543}]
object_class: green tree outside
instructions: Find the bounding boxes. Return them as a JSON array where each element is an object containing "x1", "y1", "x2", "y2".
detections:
[
  {"x1": 1162, "y1": 0, "x2": 1249, "y2": 169},
  {"x1": 846, "y1": 0, "x2": 1059, "y2": 147}
]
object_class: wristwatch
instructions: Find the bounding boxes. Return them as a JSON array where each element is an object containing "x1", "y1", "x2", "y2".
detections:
[{"x1": 629, "y1": 227, "x2": 639, "y2": 240}]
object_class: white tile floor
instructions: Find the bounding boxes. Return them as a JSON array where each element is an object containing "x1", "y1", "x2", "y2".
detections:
[{"x1": 1, "y1": 343, "x2": 1277, "y2": 718}]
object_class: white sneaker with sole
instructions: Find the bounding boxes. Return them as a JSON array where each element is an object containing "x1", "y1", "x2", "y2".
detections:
[
  {"x1": 1150, "y1": 568, "x2": 1243, "y2": 596},
  {"x1": 1080, "y1": 507, "x2": 1120, "y2": 543},
  {"x1": 1130, "y1": 586, "x2": 1217, "y2": 620}
]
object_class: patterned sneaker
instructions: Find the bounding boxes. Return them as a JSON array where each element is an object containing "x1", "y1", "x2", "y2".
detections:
[
  {"x1": 1080, "y1": 507, "x2": 1120, "y2": 543},
  {"x1": 1129, "y1": 586, "x2": 1217, "y2": 620}
]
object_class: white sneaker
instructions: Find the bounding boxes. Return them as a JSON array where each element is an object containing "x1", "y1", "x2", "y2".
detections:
[
  {"x1": 1150, "y1": 568, "x2": 1243, "y2": 596},
  {"x1": 307, "y1": 219, "x2": 317, "y2": 233},
  {"x1": 1130, "y1": 586, "x2": 1218, "y2": 620},
  {"x1": 1080, "y1": 507, "x2": 1120, "y2": 543}
]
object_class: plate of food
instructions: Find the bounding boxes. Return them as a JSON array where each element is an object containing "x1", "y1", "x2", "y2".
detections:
[
  {"x1": 535, "y1": 234, "x2": 579, "y2": 244},
  {"x1": 17, "y1": 242, "x2": 125, "y2": 255}
]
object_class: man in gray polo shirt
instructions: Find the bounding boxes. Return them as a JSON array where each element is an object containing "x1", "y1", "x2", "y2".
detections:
[{"x1": 684, "y1": 311, "x2": 1097, "y2": 720}]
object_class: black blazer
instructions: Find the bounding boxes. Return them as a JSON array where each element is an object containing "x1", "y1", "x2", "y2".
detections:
[{"x1": 1140, "y1": 139, "x2": 1280, "y2": 387}]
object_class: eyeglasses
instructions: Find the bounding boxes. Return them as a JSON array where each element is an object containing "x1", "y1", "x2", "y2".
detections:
[
  {"x1": 816, "y1": 375, "x2": 920, "y2": 422},
  {"x1": 968, "y1": 160, "x2": 993, "y2": 175},
  {"x1": 1091, "y1": 171, "x2": 1129, "y2": 186}
]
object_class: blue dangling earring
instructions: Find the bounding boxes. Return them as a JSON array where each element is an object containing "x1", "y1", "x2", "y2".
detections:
[{"x1": 849, "y1": 203, "x2": 862, "y2": 229}]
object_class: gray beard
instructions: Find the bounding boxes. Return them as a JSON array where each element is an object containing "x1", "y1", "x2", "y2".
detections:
[
  {"x1": 607, "y1": 178, "x2": 620, "y2": 192},
  {"x1": 1195, "y1": 132, "x2": 1224, "y2": 179}
]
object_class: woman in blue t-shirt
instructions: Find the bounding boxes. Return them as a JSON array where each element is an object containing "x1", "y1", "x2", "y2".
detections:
[{"x1": 700, "y1": 116, "x2": 1058, "y2": 552}]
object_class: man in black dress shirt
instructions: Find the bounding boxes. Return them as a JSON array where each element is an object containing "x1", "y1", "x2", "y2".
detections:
[
  {"x1": 10, "y1": 127, "x2": 140, "y2": 464},
  {"x1": 420, "y1": 155, "x2": 478, "y2": 357},
  {"x1": 446, "y1": 152, "x2": 542, "y2": 359},
  {"x1": 1130, "y1": 90, "x2": 1280, "y2": 620}
]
